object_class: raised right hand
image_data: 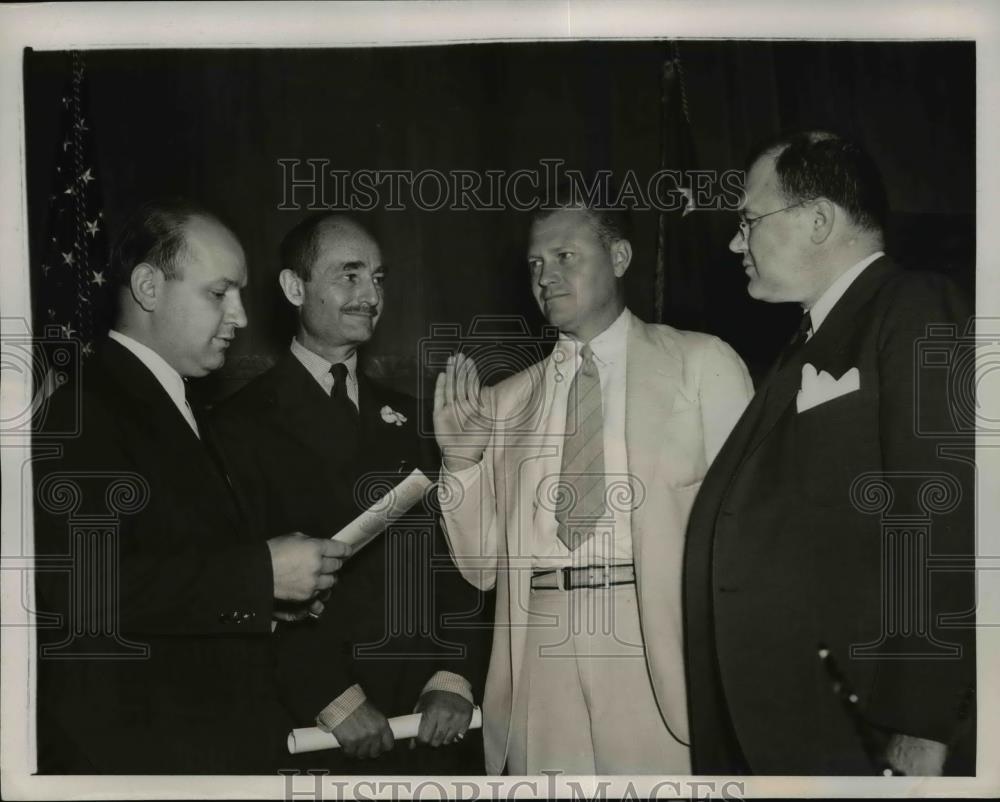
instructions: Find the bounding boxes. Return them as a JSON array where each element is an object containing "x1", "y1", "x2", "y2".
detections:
[
  {"x1": 327, "y1": 700, "x2": 395, "y2": 759},
  {"x1": 433, "y1": 353, "x2": 491, "y2": 471},
  {"x1": 267, "y1": 533, "x2": 352, "y2": 602}
]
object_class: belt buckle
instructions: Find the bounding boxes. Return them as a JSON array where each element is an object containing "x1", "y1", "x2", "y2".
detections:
[{"x1": 601, "y1": 563, "x2": 611, "y2": 589}]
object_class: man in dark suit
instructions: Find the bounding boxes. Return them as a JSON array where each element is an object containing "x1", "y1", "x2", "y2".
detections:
[
  {"x1": 33, "y1": 200, "x2": 350, "y2": 773},
  {"x1": 683, "y1": 131, "x2": 975, "y2": 775},
  {"x1": 214, "y1": 213, "x2": 486, "y2": 774}
]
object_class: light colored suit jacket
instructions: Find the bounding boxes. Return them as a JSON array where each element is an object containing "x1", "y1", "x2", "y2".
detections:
[{"x1": 441, "y1": 312, "x2": 753, "y2": 774}]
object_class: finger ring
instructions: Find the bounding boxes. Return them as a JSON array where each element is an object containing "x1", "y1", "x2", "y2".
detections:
[{"x1": 456, "y1": 732, "x2": 465, "y2": 740}]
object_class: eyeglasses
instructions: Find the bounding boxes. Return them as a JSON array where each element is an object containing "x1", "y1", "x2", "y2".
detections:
[{"x1": 736, "y1": 198, "x2": 816, "y2": 240}]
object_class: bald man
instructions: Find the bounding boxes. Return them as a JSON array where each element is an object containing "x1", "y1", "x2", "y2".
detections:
[{"x1": 33, "y1": 199, "x2": 347, "y2": 773}]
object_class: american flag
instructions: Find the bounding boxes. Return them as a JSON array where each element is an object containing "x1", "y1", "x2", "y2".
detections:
[{"x1": 33, "y1": 50, "x2": 112, "y2": 386}]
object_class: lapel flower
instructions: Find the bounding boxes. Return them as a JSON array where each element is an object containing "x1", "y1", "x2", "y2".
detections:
[{"x1": 380, "y1": 405, "x2": 408, "y2": 426}]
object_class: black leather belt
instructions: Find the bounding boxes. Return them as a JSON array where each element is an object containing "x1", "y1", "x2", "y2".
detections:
[{"x1": 530, "y1": 563, "x2": 636, "y2": 590}]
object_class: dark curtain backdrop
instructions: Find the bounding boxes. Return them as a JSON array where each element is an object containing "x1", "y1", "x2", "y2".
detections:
[{"x1": 25, "y1": 41, "x2": 974, "y2": 402}]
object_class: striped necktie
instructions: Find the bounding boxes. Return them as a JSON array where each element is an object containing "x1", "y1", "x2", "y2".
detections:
[{"x1": 555, "y1": 344, "x2": 608, "y2": 551}]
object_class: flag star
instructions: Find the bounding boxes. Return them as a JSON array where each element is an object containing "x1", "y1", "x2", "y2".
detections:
[
  {"x1": 63, "y1": 185, "x2": 75, "y2": 196},
  {"x1": 47, "y1": 308, "x2": 56, "y2": 319},
  {"x1": 75, "y1": 118, "x2": 88, "y2": 132},
  {"x1": 82, "y1": 342, "x2": 94, "y2": 357},
  {"x1": 90, "y1": 270, "x2": 106, "y2": 287},
  {"x1": 61, "y1": 96, "x2": 69, "y2": 108},
  {"x1": 61, "y1": 251, "x2": 75, "y2": 266},
  {"x1": 62, "y1": 139, "x2": 71, "y2": 152},
  {"x1": 60, "y1": 323, "x2": 76, "y2": 339},
  {"x1": 80, "y1": 167, "x2": 94, "y2": 184},
  {"x1": 42, "y1": 263, "x2": 52, "y2": 276},
  {"x1": 85, "y1": 219, "x2": 100, "y2": 237}
]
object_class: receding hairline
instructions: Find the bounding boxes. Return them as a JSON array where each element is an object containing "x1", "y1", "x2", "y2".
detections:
[
  {"x1": 165, "y1": 213, "x2": 242, "y2": 278},
  {"x1": 530, "y1": 205, "x2": 630, "y2": 260}
]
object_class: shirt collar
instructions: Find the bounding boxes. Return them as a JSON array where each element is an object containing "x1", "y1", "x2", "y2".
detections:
[
  {"x1": 108, "y1": 329, "x2": 188, "y2": 412},
  {"x1": 290, "y1": 337, "x2": 358, "y2": 385},
  {"x1": 552, "y1": 307, "x2": 631, "y2": 377},
  {"x1": 808, "y1": 251, "x2": 884, "y2": 334}
]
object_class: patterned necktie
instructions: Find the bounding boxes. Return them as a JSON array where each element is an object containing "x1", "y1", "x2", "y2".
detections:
[
  {"x1": 329, "y1": 362, "x2": 357, "y2": 417},
  {"x1": 776, "y1": 311, "x2": 813, "y2": 370},
  {"x1": 555, "y1": 344, "x2": 608, "y2": 551}
]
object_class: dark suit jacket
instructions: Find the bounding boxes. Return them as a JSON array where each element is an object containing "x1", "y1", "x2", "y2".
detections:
[
  {"x1": 684, "y1": 257, "x2": 976, "y2": 775},
  {"x1": 33, "y1": 339, "x2": 290, "y2": 774},
  {"x1": 213, "y1": 352, "x2": 489, "y2": 773}
]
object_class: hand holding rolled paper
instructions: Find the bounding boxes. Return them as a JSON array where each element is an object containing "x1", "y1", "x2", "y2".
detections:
[{"x1": 288, "y1": 707, "x2": 483, "y2": 754}]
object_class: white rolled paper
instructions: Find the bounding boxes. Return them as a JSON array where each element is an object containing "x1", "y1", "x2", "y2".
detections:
[
  {"x1": 332, "y1": 469, "x2": 432, "y2": 552},
  {"x1": 287, "y1": 706, "x2": 483, "y2": 754}
]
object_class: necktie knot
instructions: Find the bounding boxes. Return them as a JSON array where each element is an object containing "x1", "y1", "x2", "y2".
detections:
[
  {"x1": 330, "y1": 362, "x2": 349, "y2": 394},
  {"x1": 580, "y1": 344, "x2": 598, "y2": 378}
]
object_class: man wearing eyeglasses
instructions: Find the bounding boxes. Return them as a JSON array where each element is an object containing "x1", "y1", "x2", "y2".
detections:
[{"x1": 683, "y1": 131, "x2": 975, "y2": 775}]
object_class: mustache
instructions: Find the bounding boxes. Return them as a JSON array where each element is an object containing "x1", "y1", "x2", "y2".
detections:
[{"x1": 342, "y1": 303, "x2": 379, "y2": 315}]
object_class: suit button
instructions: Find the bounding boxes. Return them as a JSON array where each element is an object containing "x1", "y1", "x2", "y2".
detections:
[
  {"x1": 241, "y1": 611, "x2": 254, "y2": 622},
  {"x1": 218, "y1": 612, "x2": 228, "y2": 623}
]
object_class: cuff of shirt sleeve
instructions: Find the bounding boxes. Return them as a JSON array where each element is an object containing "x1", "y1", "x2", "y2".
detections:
[
  {"x1": 316, "y1": 683, "x2": 367, "y2": 731},
  {"x1": 420, "y1": 671, "x2": 473, "y2": 704}
]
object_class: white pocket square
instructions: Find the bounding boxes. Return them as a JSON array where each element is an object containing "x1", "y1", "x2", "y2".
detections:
[{"x1": 796, "y1": 364, "x2": 860, "y2": 413}]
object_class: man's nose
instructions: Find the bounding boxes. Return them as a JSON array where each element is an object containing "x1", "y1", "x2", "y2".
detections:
[
  {"x1": 728, "y1": 231, "x2": 746, "y2": 254},
  {"x1": 357, "y1": 275, "x2": 380, "y2": 306},
  {"x1": 536, "y1": 262, "x2": 560, "y2": 286},
  {"x1": 228, "y1": 293, "x2": 248, "y2": 329}
]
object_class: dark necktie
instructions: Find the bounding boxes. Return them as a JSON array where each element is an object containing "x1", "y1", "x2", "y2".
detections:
[
  {"x1": 555, "y1": 344, "x2": 608, "y2": 551},
  {"x1": 329, "y1": 362, "x2": 357, "y2": 418},
  {"x1": 776, "y1": 311, "x2": 813, "y2": 370}
]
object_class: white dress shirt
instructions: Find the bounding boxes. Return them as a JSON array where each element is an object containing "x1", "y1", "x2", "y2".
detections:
[
  {"x1": 289, "y1": 337, "x2": 359, "y2": 409},
  {"x1": 807, "y1": 250, "x2": 885, "y2": 339},
  {"x1": 108, "y1": 330, "x2": 200, "y2": 437}
]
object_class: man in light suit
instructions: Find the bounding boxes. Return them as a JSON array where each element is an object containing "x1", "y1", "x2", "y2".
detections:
[
  {"x1": 683, "y1": 131, "x2": 976, "y2": 775},
  {"x1": 433, "y1": 195, "x2": 753, "y2": 774},
  {"x1": 33, "y1": 200, "x2": 348, "y2": 773},
  {"x1": 214, "y1": 213, "x2": 487, "y2": 774}
]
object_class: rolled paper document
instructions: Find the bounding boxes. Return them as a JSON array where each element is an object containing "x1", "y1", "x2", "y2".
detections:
[
  {"x1": 288, "y1": 706, "x2": 483, "y2": 754},
  {"x1": 332, "y1": 469, "x2": 432, "y2": 552}
]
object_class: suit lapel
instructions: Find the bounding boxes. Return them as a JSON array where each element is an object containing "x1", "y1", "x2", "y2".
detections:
[
  {"x1": 738, "y1": 256, "x2": 899, "y2": 467},
  {"x1": 97, "y1": 340, "x2": 244, "y2": 535},
  {"x1": 625, "y1": 318, "x2": 682, "y2": 555},
  {"x1": 268, "y1": 352, "x2": 360, "y2": 465}
]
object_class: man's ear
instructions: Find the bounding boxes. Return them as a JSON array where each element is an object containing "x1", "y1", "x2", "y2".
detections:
[
  {"x1": 129, "y1": 263, "x2": 162, "y2": 312},
  {"x1": 809, "y1": 199, "x2": 836, "y2": 244},
  {"x1": 278, "y1": 268, "x2": 305, "y2": 308},
  {"x1": 611, "y1": 238, "x2": 633, "y2": 278}
]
